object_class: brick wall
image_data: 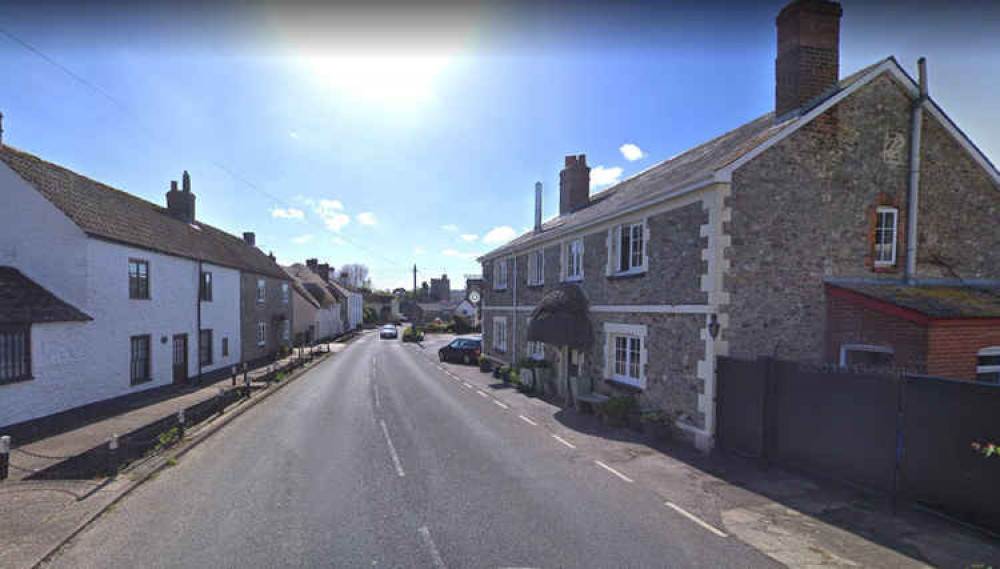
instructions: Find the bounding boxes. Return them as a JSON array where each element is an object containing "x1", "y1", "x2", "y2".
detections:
[
  {"x1": 824, "y1": 286, "x2": 929, "y2": 373},
  {"x1": 927, "y1": 320, "x2": 1000, "y2": 380}
]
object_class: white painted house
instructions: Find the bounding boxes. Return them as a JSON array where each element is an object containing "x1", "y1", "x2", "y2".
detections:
[
  {"x1": 330, "y1": 280, "x2": 363, "y2": 331},
  {"x1": 0, "y1": 137, "x2": 288, "y2": 430},
  {"x1": 284, "y1": 263, "x2": 344, "y2": 343}
]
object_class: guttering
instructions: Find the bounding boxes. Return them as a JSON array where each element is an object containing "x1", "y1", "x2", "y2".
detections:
[
  {"x1": 478, "y1": 174, "x2": 718, "y2": 262},
  {"x1": 906, "y1": 57, "x2": 928, "y2": 285}
]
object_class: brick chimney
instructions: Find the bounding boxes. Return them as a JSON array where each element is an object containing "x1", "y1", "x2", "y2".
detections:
[
  {"x1": 165, "y1": 171, "x2": 196, "y2": 223},
  {"x1": 316, "y1": 263, "x2": 331, "y2": 283},
  {"x1": 243, "y1": 232, "x2": 256, "y2": 246},
  {"x1": 775, "y1": 0, "x2": 842, "y2": 120},
  {"x1": 559, "y1": 154, "x2": 590, "y2": 215},
  {"x1": 306, "y1": 258, "x2": 318, "y2": 271}
]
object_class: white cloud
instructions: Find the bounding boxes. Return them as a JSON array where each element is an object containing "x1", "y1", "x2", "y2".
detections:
[
  {"x1": 619, "y1": 143, "x2": 645, "y2": 161},
  {"x1": 289, "y1": 131, "x2": 300, "y2": 139},
  {"x1": 356, "y1": 212, "x2": 378, "y2": 226},
  {"x1": 332, "y1": 237, "x2": 345, "y2": 245},
  {"x1": 414, "y1": 247, "x2": 426, "y2": 254},
  {"x1": 441, "y1": 224, "x2": 459, "y2": 232},
  {"x1": 460, "y1": 234, "x2": 478, "y2": 242},
  {"x1": 305, "y1": 198, "x2": 350, "y2": 232},
  {"x1": 482, "y1": 225, "x2": 517, "y2": 245},
  {"x1": 292, "y1": 234, "x2": 314, "y2": 244},
  {"x1": 590, "y1": 165, "x2": 623, "y2": 190},
  {"x1": 442, "y1": 248, "x2": 480, "y2": 259},
  {"x1": 271, "y1": 207, "x2": 304, "y2": 220}
]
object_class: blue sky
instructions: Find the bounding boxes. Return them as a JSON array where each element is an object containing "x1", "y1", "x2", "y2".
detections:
[{"x1": 1, "y1": 1, "x2": 998, "y2": 290}]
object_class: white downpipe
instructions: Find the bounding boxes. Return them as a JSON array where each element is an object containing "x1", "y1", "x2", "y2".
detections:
[
  {"x1": 511, "y1": 256, "x2": 518, "y2": 364},
  {"x1": 906, "y1": 57, "x2": 927, "y2": 284}
]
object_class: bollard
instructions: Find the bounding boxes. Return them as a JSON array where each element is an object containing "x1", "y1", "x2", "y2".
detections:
[
  {"x1": 108, "y1": 434, "x2": 119, "y2": 478},
  {"x1": 0, "y1": 435, "x2": 10, "y2": 481},
  {"x1": 177, "y1": 409, "x2": 186, "y2": 437}
]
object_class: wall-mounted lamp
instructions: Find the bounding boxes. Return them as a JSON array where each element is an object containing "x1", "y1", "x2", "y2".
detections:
[{"x1": 708, "y1": 314, "x2": 720, "y2": 340}]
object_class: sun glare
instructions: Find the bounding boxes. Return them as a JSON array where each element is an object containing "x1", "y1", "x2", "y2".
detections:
[{"x1": 300, "y1": 53, "x2": 453, "y2": 108}]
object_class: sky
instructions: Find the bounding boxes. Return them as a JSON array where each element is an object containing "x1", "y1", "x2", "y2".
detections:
[{"x1": 1, "y1": 0, "x2": 998, "y2": 291}]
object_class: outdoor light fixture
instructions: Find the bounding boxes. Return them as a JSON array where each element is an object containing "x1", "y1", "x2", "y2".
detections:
[{"x1": 708, "y1": 314, "x2": 720, "y2": 340}]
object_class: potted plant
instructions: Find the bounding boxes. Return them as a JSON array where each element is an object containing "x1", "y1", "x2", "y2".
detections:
[
  {"x1": 499, "y1": 365, "x2": 512, "y2": 383},
  {"x1": 478, "y1": 355, "x2": 492, "y2": 373},
  {"x1": 596, "y1": 396, "x2": 634, "y2": 427},
  {"x1": 640, "y1": 410, "x2": 673, "y2": 441}
]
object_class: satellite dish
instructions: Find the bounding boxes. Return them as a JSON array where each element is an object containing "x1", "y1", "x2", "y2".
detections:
[{"x1": 469, "y1": 290, "x2": 481, "y2": 303}]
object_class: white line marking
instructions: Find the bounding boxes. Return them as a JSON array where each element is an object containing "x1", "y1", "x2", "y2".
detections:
[
  {"x1": 477, "y1": 390, "x2": 489, "y2": 398},
  {"x1": 462, "y1": 382, "x2": 474, "y2": 389},
  {"x1": 493, "y1": 400, "x2": 509, "y2": 409},
  {"x1": 665, "y1": 502, "x2": 728, "y2": 537},
  {"x1": 594, "y1": 460, "x2": 633, "y2": 483},
  {"x1": 518, "y1": 415, "x2": 538, "y2": 426},
  {"x1": 418, "y1": 526, "x2": 447, "y2": 569},
  {"x1": 373, "y1": 384, "x2": 381, "y2": 408},
  {"x1": 551, "y1": 434, "x2": 576, "y2": 449},
  {"x1": 379, "y1": 420, "x2": 405, "y2": 477}
]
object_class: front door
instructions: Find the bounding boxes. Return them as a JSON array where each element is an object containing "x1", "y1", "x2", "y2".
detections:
[{"x1": 172, "y1": 334, "x2": 188, "y2": 384}]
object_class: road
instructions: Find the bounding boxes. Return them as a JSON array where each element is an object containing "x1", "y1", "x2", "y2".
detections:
[{"x1": 47, "y1": 332, "x2": 780, "y2": 569}]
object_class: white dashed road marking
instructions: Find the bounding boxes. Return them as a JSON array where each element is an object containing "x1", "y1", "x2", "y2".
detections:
[
  {"x1": 477, "y1": 390, "x2": 489, "y2": 398},
  {"x1": 665, "y1": 502, "x2": 728, "y2": 538},
  {"x1": 518, "y1": 415, "x2": 538, "y2": 426},
  {"x1": 462, "y1": 382, "x2": 474, "y2": 389},
  {"x1": 379, "y1": 420, "x2": 405, "y2": 477},
  {"x1": 493, "y1": 401, "x2": 509, "y2": 410},
  {"x1": 594, "y1": 460, "x2": 634, "y2": 483},
  {"x1": 418, "y1": 526, "x2": 447, "y2": 569},
  {"x1": 373, "y1": 384, "x2": 381, "y2": 408},
  {"x1": 551, "y1": 434, "x2": 576, "y2": 449}
]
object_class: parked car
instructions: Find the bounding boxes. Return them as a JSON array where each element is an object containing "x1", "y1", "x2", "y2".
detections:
[
  {"x1": 379, "y1": 324, "x2": 398, "y2": 339},
  {"x1": 438, "y1": 337, "x2": 482, "y2": 365}
]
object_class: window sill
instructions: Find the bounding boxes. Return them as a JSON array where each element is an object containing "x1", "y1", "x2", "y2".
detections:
[
  {"x1": 565, "y1": 276, "x2": 583, "y2": 283},
  {"x1": 130, "y1": 378, "x2": 152, "y2": 387},
  {"x1": 604, "y1": 377, "x2": 644, "y2": 392},
  {"x1": 0, "y1": 375, "x2": 34, "y2": 386},
  {"x1": 607, "y1": 269, "x2": 647, "y2": 280},
  {"x1": 526, "y1": 283, "x2": 544, "y2": 289}
]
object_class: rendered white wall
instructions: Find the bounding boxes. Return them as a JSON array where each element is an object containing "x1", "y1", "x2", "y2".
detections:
[
  {"x1": 0, "y1": 161, "x2": 89, "y2": 308},
  {"x1": 199, "y1": 262, "x2": 241, "y2": 374}
]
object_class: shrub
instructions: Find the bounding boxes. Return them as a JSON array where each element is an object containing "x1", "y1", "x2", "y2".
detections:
[
  {"x1": 509, "y1": 369, "x2": 520, "y2": 385},
  {"x1": 597, "y1": 396, "x2": 635, "y2": 425},
  {"x1": 402, "y1": 327, "x2": 424, "y2": 342}
]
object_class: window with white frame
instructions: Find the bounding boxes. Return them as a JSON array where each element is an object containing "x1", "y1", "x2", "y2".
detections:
[
  {"x1": 565, "y1": 239, "x2": 583, "y2": 281},
  {"x1": 256, "y1": 321, "x2": 267, "y2": 346},
  {"x1": 257, "y1": 279, "x2": 266, "y2": 303},
  {"x1": 604, "y1": 323, "x2": 647, "y2": 388},
  {"x1": 493, "y1": 260, "x2": 508, "y2": 290},
  {"x1": 528, "y1": 250, "x2": 544, "y2": 286},
  {"x1": 839, "y1": 344, "x2": 894, "y2": 368},
  {"x1": 612, "y1": 221, "x2": 645, "y2": 274},
  {"x1": 976, "y1": 347, "x2": 1000, "y2": 383},
  {"x1": 874, "y1": 206, "x2": 898, "y2": 266},
  {"x1": 282, "y1": 283, "x2": 290, "y2": 304},
  {"x1": 492, "y1": 317, "x2": 508, "y2": 353}
]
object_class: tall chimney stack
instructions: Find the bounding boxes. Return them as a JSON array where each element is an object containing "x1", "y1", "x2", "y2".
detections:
[
  {"x1": 559, "y1": 154, "x2": 591, "y2": 216},
  {"x1": 775, "y1": 0, "x2": 843, "y2": 120},
  {"x1": 534, "y1": 182, "x2": 543, "y2": 233},
  {"x1": 243, "y1": 232, "x2": 256, "y2": 246},
  {"x1": 165, "y1": 173, "x2": 196, "y2": 223}
]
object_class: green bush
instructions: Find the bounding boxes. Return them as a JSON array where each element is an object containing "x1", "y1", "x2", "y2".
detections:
[
  {"x1": 518, "y1": 358, "x2": 550, "y2": 370},
  {"x1": 597, "y1": 396, "x2": 635, "y2": 425},
  {"x1": 509, "y1": 369, "x2": 520, "y2": 385},
  {"x1": 402, "y1": 327, "x2": 424, "y2": 342}
]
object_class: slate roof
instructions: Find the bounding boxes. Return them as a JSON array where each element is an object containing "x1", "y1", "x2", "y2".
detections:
[
  {"x1": 281, "y1": 266, "x2": 321, "y2": 310},
  {"x1": 0, "y1": 267, "x2": 92, "y2": 324},
  {"x1": 283, "y1": 264, "x2": 337, "y2": 308},
  {"x1": 482, "y1": 58, "x2": 891, "y2": 260},
  {"x1": 833, "y1": 283, "x2": 1000, "y2": 318},
  {"x1": 0, "y1": 145, "x2": 289, "y2": 280}
]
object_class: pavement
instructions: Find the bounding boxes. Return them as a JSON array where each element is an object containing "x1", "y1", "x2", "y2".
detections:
[
  {"x1": 10, "y1": 331, "x2": 998, "y2": 568},
  {"x1": 0, "y1": 339, "x2": 351, "y2": 569}
]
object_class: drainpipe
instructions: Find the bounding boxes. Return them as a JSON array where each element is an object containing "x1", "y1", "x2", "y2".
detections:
[
  {"x1": 905, "y1": 57, "x2": 927, "y2": 285},
  {"x1": 512, "y1": 255, "x2": 518, "y2": 365},
  {"x1": 197, "y1": 260, "x2": 203, "y2": 382}
]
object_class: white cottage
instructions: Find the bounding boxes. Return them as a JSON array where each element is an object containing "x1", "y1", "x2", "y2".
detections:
[{"x1": 0, "y1": 137, "x2": 288, "y2": 431}]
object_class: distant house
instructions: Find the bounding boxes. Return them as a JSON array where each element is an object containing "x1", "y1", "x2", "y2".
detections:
[
  {"x1": 479, "y1": 0, "x2": 1000, "y2": 451},
  {"x1": 364, "y1": 291, "x2": 400, "y2": 322},
  {"x1": 284, "y1": 263, "x2": 344, "y2": 343},
  {"x1": 303, "y1": 258, "x2": 363, "y2": 332},
  {"x1": 0, "y1": 139, "x2": 292, "y2": 430}
]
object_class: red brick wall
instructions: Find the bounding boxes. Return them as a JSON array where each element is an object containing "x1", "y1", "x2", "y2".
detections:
[
  {"x1": 825, "y1": 287, "x2": 929, "y2": 373},
  {"x1": 927, "y1": 319, "x2": 1000, "y2": 380}
]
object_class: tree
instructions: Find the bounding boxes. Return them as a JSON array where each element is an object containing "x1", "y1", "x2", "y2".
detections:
[
  {"x1": 392, "y1": 287, "x2": 407, "y2": 296},
  {"x1": 337, "y1": 263, "x2": 370, "y2": 289}
]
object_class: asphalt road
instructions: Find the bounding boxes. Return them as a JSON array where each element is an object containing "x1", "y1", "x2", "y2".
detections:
[{"x1": 46, "y1": 332, "x2": 780, "y2": 569}]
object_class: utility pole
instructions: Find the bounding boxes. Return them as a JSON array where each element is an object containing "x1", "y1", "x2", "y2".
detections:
[{"x1": 412, "y1": 264, "x2": 417, "y2": 296}]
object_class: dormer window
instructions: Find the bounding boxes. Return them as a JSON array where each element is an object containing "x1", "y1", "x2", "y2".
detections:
[{"x1": 874, "y1": 206, "x2": 898, "y2": 266}]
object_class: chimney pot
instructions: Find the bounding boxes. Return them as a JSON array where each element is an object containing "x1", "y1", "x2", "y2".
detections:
[
  {"x1": 243, "y1": 232, "x2": 256, "y2": 246},
  {"x1": 182, "y1": 170, "x2": 191, "y2": 193},
  {"x1": 775, "y1": 0, "x2": 843, "y2": 120},
  {"x1": 534, "y1": 181, "x2": 543, "y2": 233},
  {"x1": 559, "y1": 153, "x2": 591, "y2": 215},
  {"x1": 171, "y1": 181, "x2": 178, "y2": 192}
]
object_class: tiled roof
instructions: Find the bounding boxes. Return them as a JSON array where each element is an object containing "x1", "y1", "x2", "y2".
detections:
[
  {"x1": 833, "y1": 283, "x2": 1000, "y2": 318},
  {"x1": 283, "y1": 264, "x2": 337, "y2": 308},
  {"x1": 484, "y1": 58, "x2": 892, "y2": 258},
  {"x1": 0, "y1": 145, "x2": 289, "y2": 280},
  {"x1": 281, "y1": 266, "x2": 321, "y2": 310},
  {"x1": 0, "y1": 267, "x2": 91, "y2": 324}
]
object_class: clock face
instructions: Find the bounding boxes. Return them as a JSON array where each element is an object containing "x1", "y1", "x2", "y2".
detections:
[{"x1": 469, "y1": 291, "x2": 481, "y2": 303}]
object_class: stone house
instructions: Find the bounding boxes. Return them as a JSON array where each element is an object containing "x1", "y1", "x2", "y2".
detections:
[
  {"x1": 284, "y1": 263, "x2": 344, "y2": 344},
  {"x1": 479, "y1": 0, "x2": 1000, "y2": 451},
  {"x1": 0, "y1": 136, "x2": 292, "y2": 431},
  {"x1": 302, "y1": 258, "x2": 363, "y2": 332}
]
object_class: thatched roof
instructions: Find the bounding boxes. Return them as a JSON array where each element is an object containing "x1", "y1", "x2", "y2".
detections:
[{"x1": 527, "y1": 284, "x2": 592, "y2": 350}]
